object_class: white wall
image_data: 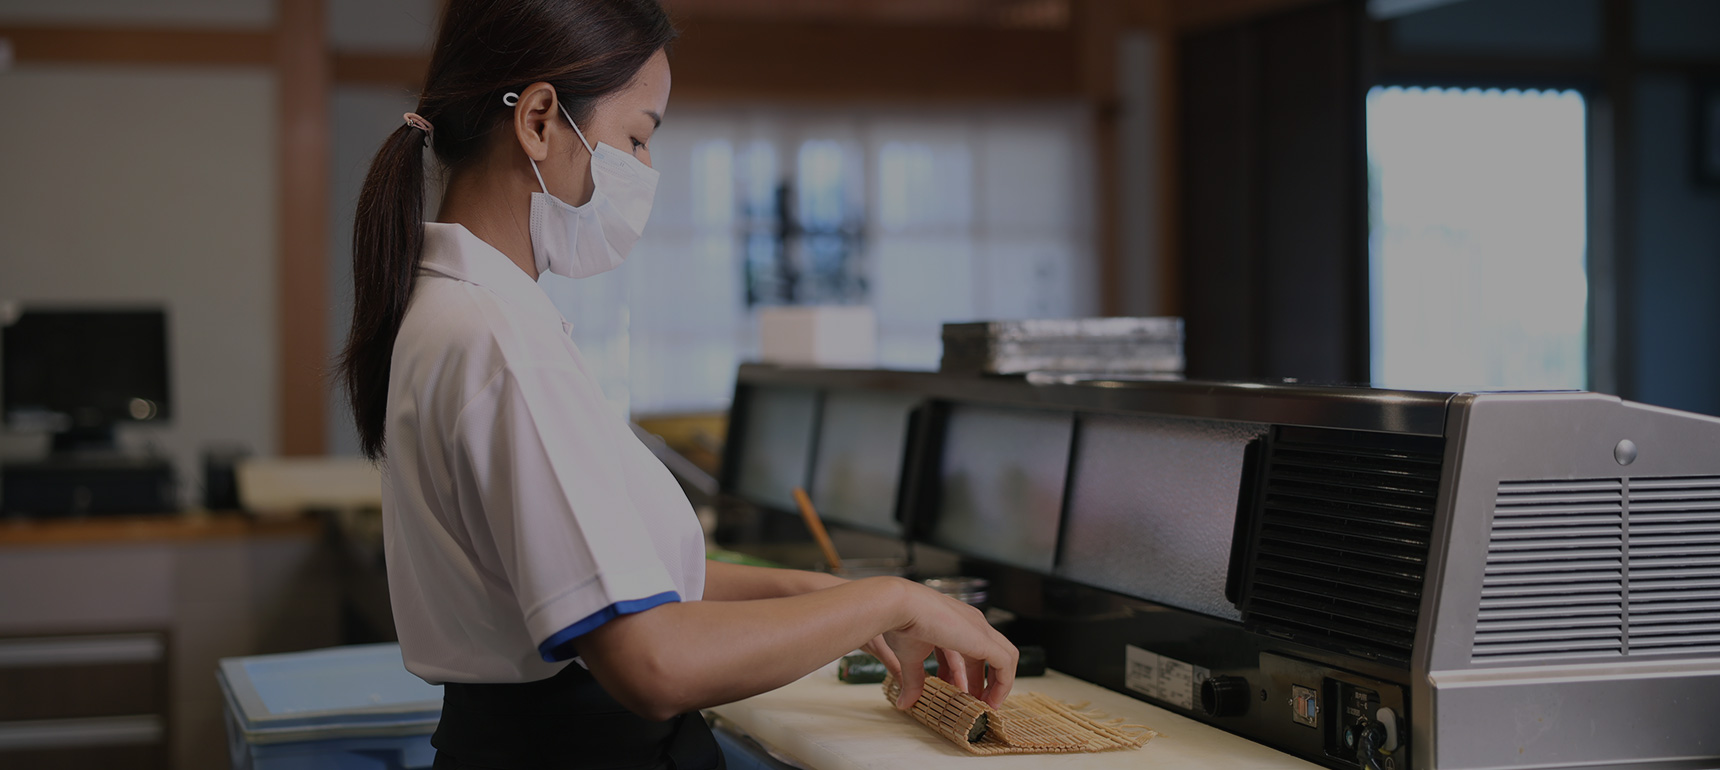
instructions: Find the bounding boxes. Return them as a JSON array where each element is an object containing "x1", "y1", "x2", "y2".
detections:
[
  {"x1": 327, "y1": 84, "x2": 419, "y2": 457},
  {"x1": 0, "y1": 66, "x2": 279, "y2": 502}
]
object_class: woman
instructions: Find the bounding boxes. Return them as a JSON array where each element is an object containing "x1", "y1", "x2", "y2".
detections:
[{"x1": 338, "y1": 1, "x2": 1017, "y2": 768}]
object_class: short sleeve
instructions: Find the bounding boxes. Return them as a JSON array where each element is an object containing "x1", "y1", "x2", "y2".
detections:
[{"x1": 453, "y1": 363, "x2": 680, "y2": 661}]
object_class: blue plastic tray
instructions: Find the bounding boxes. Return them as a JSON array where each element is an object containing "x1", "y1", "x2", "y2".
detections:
[{"x1": 217, "y1": 644, "x2": 442, "y2": 770}]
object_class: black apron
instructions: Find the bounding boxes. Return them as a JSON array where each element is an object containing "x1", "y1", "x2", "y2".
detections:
[{"x1": 431, "y1": 661, "x2": 726, "y2": 770}]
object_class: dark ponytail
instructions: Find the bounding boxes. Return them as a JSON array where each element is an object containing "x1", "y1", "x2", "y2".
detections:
[{"x1": 338, "y1": 0, "x2": 677, "y2": 460}]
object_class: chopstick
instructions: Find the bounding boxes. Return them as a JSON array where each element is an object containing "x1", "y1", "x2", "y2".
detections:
[{"x1": 792, "y1": 486, "x2": 842, "y2": 571}]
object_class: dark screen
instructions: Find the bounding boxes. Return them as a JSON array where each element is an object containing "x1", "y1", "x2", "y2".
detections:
[{"x1": 3, "y1": 309, "x2": 171, "y2": 428}]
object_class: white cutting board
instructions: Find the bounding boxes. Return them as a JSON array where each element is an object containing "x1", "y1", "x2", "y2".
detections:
[{"x1": 708, "y1": 662, "x2": 1322, "y2": 770}]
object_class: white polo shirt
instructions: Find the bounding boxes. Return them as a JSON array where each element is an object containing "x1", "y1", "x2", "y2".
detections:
[{"x1": 381, "y1": 222, "x2": 706, "y2": 685}]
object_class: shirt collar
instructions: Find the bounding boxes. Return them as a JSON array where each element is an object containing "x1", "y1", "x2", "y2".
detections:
[{"x1": 418, "y1": 222, "x2": 567, "y2": 329}]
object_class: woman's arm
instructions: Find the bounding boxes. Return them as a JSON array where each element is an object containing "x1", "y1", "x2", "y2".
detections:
[
  {"x1": 704, "y1": 560, "x2": 909, "y2": 681},
  {"x1": 702, "y1": 560, "x2": 843, "y2": 601},
  {"x1": 571, "y1": 576, "x2": 1016, "y2": 722}
]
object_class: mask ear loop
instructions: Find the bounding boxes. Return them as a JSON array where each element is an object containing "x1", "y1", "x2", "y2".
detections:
[
  {"x1": 504, "y1": 91, "x2": 552, "y2": 194},
  {"x1": 557, "y1": 104, "x2": 597, "y2": 156}
]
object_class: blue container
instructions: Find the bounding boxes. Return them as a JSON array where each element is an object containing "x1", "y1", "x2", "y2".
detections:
[{"x1": 217, "y1": 643, "x2": 442, "y2": 770}]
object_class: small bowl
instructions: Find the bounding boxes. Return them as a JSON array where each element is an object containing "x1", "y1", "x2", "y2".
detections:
[
  {"x1": 819, "y1": 557, "x2": 910, "y2": 579},
  {"x1": 920, "y1": 576, "x2": 989, "y2": 607}
]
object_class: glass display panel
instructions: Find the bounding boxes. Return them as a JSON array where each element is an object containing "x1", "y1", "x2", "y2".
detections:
[
  {"x1": 1057, "y1": 414, "x2": 1267, "y2": 621},
  {"x1": 732, "y1": 385, "x2": 819, "y2": 512},
  {"x1": 928, "y1": 404, "x2": 1073, "y2": 573},
  {"x1": 809, "y1": 390, "x2": 920, "y2": 536}
]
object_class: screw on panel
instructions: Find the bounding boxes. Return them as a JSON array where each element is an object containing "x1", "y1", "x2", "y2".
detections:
[{"x1": 1614, "y1": 439, "x2": 1638, "y2": 466}]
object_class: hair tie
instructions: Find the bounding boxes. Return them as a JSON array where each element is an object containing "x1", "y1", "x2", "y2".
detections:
[{"x1": 403, "y1": 113, "x2": 433, "y2": 132}]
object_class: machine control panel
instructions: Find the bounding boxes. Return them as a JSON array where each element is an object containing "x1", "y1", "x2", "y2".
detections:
[
  {"x1": 1259, "y1": 653, "x2": 1408, "y2": 770},
  {"x1": 1117, "y1": 644, "x2": 1410, "y2": 769},
  {"x1": 1331, "y1": 681, "x2": 1402, "y2": 769}
]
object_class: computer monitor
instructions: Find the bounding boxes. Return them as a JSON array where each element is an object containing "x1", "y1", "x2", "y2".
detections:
[{"x1": 2, "y1": 307, "x2": 171, "y2": 452}]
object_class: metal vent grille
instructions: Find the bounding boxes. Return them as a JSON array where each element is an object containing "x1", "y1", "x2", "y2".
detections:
[
  {"x1": 1241, "y1": 429, "x2": 1443, "y2": 663},
  {"x1": 1474, "y1": 480, "x2": 1625, "y2": 662},
  {"x1": 1628, "y1": 477, "x2": 1720, "y2": 655},
  {"x1": 1473, "y1": 476, "x2": 1720, "y2": 663}
]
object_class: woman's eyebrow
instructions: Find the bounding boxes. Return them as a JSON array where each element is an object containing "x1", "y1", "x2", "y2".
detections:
[{"x1": 643, "y1": 110, "x2": 662, "y2": 129}]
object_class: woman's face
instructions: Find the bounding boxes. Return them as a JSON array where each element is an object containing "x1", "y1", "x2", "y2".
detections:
[{"x1": 529, "y1": 49, "x2": 671, "y2": 208}]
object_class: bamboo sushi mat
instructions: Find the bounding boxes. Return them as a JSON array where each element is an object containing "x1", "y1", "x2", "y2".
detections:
[{"x1": 883, "y1": 673, "x2": 1156, "y2": 756}]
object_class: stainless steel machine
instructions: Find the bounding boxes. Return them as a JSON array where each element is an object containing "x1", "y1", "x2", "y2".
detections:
[{"x1": 718, "y1": 365, "x2": 1720, "y2": 770}]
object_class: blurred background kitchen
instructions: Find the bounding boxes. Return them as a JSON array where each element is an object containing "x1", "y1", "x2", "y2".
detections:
[{"x1": 0, "y1": 0, "x2": 1716, "y2": 767}]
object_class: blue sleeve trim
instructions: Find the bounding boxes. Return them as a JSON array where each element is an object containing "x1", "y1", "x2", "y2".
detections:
[{"x1": 537, "y1": 591, "x2": 681, "y2": 662}]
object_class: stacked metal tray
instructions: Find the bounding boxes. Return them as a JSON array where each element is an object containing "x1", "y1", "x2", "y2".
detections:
[{"x1": 939, "y1": 317, "x2": 1184, "y2": 376}]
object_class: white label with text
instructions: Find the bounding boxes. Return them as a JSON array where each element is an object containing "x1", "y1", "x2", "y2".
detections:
[{"x1": 1124, "y1": 645, "x2": 1204, "y2": 711}]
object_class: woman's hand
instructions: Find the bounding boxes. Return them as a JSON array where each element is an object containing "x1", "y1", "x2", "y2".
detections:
[
  {"x1": 876, "y1": 580, "x2": 1017, "y2": 710},
  {"x1": 572, "y1": 574, "x2": 1013, "y2": 721},
  {"x1": 860, "y1": 633, "x2": 901, "y2": 675}
]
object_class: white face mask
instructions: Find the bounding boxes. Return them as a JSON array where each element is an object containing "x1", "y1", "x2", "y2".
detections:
[{"x1": 510, "y1": 93, "x2": 660, "y2": 279}]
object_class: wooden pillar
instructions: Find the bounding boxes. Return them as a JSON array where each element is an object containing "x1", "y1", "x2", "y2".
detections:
[
  {"x1": 276, "y1": 0, "x2": 330, "y2": 455},
  {"x1": 1073, "y1": 0, "x2": 1125, "y2": 317},
  {"x1": 1151, "y1": 4, "x2": 1182, "y2": 317}
]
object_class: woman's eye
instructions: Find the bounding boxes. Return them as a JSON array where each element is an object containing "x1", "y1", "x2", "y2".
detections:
[{"x1": 631, "y1": 138, "x2": 645, "y2": 150}]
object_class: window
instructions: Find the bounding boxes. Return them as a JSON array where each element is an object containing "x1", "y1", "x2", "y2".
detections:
[
  {"x1": 1367, "y1": 86, "x2": 1589, "y2": 392},
  {"x1": 572, "y1": 106, "x2": 1096, "y2": 416}
]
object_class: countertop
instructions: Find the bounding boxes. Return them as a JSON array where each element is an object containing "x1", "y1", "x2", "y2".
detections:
[
  {"x1": 708, "y1": 662, "x2": 1323, "y2": 770},
  {"x1": 0, "y1": 510, "x2": 323, "y2": 547}
]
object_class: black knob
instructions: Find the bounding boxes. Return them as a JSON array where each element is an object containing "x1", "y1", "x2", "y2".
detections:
[
  {"x1": 1355, "y1": 719, "x2": 1388, "y2": 770},
  {"x1": 1200, "y1": 675, "x2": 1250, "y2": 717}
]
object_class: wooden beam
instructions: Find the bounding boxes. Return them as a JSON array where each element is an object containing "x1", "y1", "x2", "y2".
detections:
[
  {"x1": 670, "y1": 18, "x2": 1080, "y2": 101},
  {"x1": 1121, "y1": 0, "x2": 1174, "y2": 28},
  {"x1": 330, "y1": 21, "x2": 1082, "y2": 100},
  {"x1": 0, "y1": 24, "x2": 274, "y2": 68},
  {"x1": 333, "y1": 52, "x2": 428, "y2": 91},
  {"x1": 1151, "y1": 15, "x2": 1182, "y2": 317},
  {"x1": 277, "y1": 0, "x2": 331, "y2": 456}
]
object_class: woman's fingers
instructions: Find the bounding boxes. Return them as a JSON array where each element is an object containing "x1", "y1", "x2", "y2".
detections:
[
  {"x1": 888, "y1": 638, "x2": 935, "y2": 710},
  {"x1": 867, "y1": 635, "x2": 903, "y2": 679},
  {"x1": 979, "y1": 641, "x2": 1018, "y2": 708},
  {"x1": 937, "y1": 648, "x2": 968, "y2": 691},
  {"x1": 963, "y1": 652, "x2": 987, "y2": 702},
  {"x1": 893, "y1": 654, "x2": 927, "y2": 709}
]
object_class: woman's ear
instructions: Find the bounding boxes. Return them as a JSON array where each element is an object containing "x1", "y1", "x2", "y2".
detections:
[{"x1": 511, "y1": 82, "x2": 560, "y2": 163}]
